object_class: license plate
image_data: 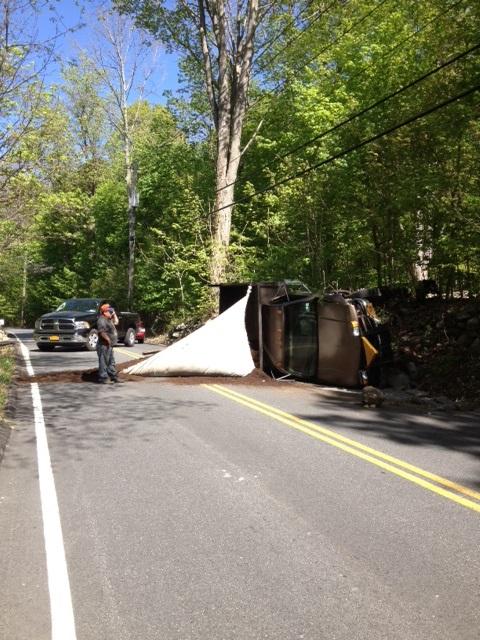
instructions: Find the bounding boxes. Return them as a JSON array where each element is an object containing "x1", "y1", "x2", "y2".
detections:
[{"x1": 49, "y1": 335, "x2": 60, "y2": 341}]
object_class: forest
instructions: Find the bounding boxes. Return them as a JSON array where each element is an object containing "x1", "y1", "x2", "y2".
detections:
[{"x1": 0, "y1": 0, "x2": 479, "y2": 332}]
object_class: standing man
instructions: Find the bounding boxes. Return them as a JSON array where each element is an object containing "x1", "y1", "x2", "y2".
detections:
[{"x1": 97, "y1": 303, "x2": 123, "y2": 384}]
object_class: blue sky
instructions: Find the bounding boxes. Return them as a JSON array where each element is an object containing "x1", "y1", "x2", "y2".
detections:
[{"x1": 37, "y1": 0, "x2": 180, "y2": 103}]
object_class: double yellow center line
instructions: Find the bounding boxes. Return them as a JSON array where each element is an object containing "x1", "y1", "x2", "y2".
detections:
[
  {"x1": 115, "y1": 347, "x2": 144, "y2": 359},
  {"x1": 204, "y1": 384, "x2": 480, "y2": 514}
]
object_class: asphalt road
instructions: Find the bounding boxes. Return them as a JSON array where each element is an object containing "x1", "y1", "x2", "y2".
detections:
[{"x1": 1, "y1": 330, "x2": 479, "y2": 640}]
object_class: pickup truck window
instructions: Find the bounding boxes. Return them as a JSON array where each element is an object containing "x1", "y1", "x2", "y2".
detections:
[{"x1": 55, "y1": 299, "x2": 100, "y2": 312}]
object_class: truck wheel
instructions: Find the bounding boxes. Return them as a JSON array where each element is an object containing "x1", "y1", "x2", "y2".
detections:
[
  {"x1": 38, "y1": 343, "x2": 55, "y2": 351},
  {"x1": 86, "y1": 329, "x2": 98, "y2": 351},
  {"x1": 124, "y1": 328, "x2": 135, "y2": 347}
]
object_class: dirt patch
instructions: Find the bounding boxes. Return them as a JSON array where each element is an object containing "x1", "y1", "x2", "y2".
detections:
[
  {"x1": 15, "y1": 357, "x2": 143, "y2": 384},
  {"x1": 16, "y1": 360, "x2": 278, "y2": 387},
  {"x1": 163, "y1": 367, "x2": 277, "y2": 386}
]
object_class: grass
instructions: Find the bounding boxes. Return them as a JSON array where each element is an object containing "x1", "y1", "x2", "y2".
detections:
[{"x1": 0, "y1": 346, "x2": 14, "y2": 418}]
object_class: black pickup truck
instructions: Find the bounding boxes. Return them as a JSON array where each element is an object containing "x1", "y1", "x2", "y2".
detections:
[{"x1": 33, "y1": 298, "x2": 144, "y2": 351}]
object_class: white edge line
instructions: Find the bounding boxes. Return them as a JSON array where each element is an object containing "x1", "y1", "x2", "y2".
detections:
[{"x1": 18, "y1": 339, "x2": 77, "y2": 640}]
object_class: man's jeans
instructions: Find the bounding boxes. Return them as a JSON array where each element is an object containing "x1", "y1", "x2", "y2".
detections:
[{"x1": 97, "y1": 343, "x2": 117, "y2": 380}]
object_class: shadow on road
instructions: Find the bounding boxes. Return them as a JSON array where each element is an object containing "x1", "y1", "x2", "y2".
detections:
[
  {"x1": 295, "y1": 395, "x2": 480, "y2": 489},
  {"x1": 5, "y1": 379, "x2": 218, "y2": 471}
]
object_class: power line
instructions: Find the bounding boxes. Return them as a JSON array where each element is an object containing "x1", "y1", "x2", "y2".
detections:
[
  {"x1": 278, "y1": 42, "x2": 480, "y2": 160},
  {"x1": 217, "y1": 39, "x2": 479, "y2": 197},
  {"x1": 218, "y1": 0, "x2": 398, "y2": 188},
  {"x1": 247, "y1": 0, "x2": 467, "y2": 155},
  {"x1": 210, "y1": 81, "x2": 480, "y2": 216},
  {"x1": 224, "y1": 0, "x2": 396, "y2": 175}
]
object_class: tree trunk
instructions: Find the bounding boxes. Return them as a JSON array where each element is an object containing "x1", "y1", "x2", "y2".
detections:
[
  {"x1": 211, "y1": 156, "x2": 239, "y2": 283},
  {"x1": 371, "y1": 224, "x2": 383, "y2": 287},
  {"x1": 203, "y1": 0, "x2": 258, "y2": 285},
  {"x1": 122, "y1": 64, "x2": 137, "y2": 309},
  {"x1": 127, "y1": 202, "x2": 136, "y2": 308}
]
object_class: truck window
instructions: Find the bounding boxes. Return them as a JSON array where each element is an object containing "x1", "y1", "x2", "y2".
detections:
[{"x1": 55, "y1": 299, "x2": 99, "y2": 312}]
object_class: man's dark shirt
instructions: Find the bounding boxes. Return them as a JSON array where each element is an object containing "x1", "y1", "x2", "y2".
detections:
[{"x1": 97, "y1": 315, "x2": 118, "y2": 346}]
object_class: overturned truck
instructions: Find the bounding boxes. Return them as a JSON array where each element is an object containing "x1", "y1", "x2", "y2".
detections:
[{"x1": 219, "y1": 281, "x2": 392, "y2": 388}]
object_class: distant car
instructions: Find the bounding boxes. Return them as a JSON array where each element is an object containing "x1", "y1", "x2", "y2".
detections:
[{"x1": 33, "y1": 298, "x2": 143, "y2": 351}]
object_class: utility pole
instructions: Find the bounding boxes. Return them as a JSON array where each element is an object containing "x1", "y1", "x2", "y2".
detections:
[
  {"x1": 20, "y1": 256, "x2": 27, "y2": 327},
  {"x1": 127, "y1": 162, "x2": 139, "y2": 309}
]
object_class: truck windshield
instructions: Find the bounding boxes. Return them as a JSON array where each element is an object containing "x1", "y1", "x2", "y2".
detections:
[{"x1": 55, "y1": 299, "x2": 99, "y2": 312}]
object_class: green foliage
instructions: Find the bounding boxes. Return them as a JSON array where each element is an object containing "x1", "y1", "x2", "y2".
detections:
[
  {"x1": 0, "y1": 346, "x2": 15, "y2": 418},
  {"x1": 25, "y1": 191, "x2": 96, "y2": 318},
  {"x1": 0, "y1": 236, "x2": 26, "y2": 322},
  {"x1": 232, "y1": 0, "x2": 480, "y2": 293},
  {"x1": 132, "y1": 109, "x2": 213, "y2": 325},
  {"x1": 89, "y1": 180, "x2": 130, "y2": 305}
]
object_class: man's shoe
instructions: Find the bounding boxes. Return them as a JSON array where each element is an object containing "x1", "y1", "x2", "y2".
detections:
[
  {"x1": 111, "y1": 377, "x2": 124, "y2": 384},
  {"x1": 97, "y1": 378, "x2": 109, "y2": 384}
]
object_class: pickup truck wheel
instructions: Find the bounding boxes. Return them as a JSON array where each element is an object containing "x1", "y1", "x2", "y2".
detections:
[
  {"x1": 38, "y1": 343, "x2": 55, "y2": 351},
  {"x1": 124, "y1": 327, "x2": 136, "y2": 347},
  {"x1": 86, "y1": 329, "x2": 98, "y2": 351}
]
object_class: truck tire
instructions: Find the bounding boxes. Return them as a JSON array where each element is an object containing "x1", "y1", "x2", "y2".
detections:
[
  {"x1": 124, "y1": 328, "x2": 135, "y2": 347},
  {"x1": 86, "y1": 329, "x2": 98, "y2": 351},
  {"x1": 38, "y1": 343, "x2": 55, "y2": 351}
]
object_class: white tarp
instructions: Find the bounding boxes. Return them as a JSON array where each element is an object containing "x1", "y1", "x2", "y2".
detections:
[{"x1": 126, "y1": 287, "x2": 255, "y2": 377}]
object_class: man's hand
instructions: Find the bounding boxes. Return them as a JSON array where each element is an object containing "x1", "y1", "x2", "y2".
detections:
[{"x1": 99, "y1": 331, "x2": 110, "y2": 345}]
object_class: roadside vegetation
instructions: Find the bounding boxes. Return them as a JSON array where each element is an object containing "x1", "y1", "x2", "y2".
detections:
[{"x1": 0, "y1": 347, "x2": 14, "y2": 419}]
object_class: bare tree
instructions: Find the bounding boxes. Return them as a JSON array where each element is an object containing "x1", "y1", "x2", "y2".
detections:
[
  {"x1": 0, "y1": 1, "x2": 50, "y2": 193},
  {"x1": 0, "y1": 0, "x2": 84, "y2": 240},
  {"x1": 90, "y1": 10, "x2": 158, "y2": 307},
  {"x1": 62, "y1": 53, "x2": 110, "y2": 194}
]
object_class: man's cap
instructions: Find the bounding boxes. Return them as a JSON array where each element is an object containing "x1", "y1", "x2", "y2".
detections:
[{"x1": 100, "y1": 303, "x2": 111, "y2": 313}]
